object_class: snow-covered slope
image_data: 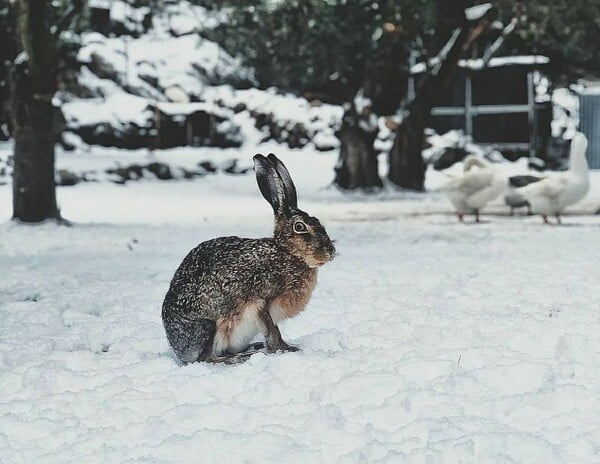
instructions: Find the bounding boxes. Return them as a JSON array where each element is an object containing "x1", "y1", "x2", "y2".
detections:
[{"x1": 57, "y1": 1, "x2": 343, "y2": 152}]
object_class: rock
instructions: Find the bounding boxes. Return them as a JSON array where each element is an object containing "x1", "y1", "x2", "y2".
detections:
[
  {"x1": 105, "y1": 164, "x2": 144, "y2": 183},
  {"x1": 181, "y1": 168, "x2": 205, "y2": 179},
  {"x1": 127, "y1": 164, "x2": 144, "y2": 180},
  {"x1": 198, "y1": 161, "x2": 217, "y2": 173},
  {"x1": 221, "y1": 159, "x2": 252, "y2": 175},
  {"x1": 232, "y1": 103, "x2": 247, "y2": 113},
  {"x1": 527, "y1": 157, "x2": 547, "y2": 172},
  {"x1": 165, "y1": 85, "x2": 191, "y2": 104},
  {"x1": 60, "y1": 132, "x2": 85, "y2": 152},
  {"x1": 145, "y1": 162, "x2": 173, "y2": 180},
  {"x1": 252, "y1": 111, "x2": 312, "y2": 149},
  {"x1": 106, "y1": 166, "x2": 132, "y2": 184},
  {"x1": 433, "y1": 146, "x2": 469, "y2": 170},
  {"x1": 138, "y1": 62, "x2": 159, "y2": 88},
  {"x1": 88, "y1": 51, "x2": 121, "y2": 82},
  {"x1": 77, "y1": 123, "x2": 152, "y2": 149},
  {"x1": 212, "y1": 119, "x2": 243, "y2": 148},
  {"x1": 314, "y1": 136, "x2": 338, "y2": 152},
  {"x1": 56, "y1": 169, "x2": 83, "y2": 187},
  {"x1": 500, "y1": 149, "x2": 521, "y2": 162}
]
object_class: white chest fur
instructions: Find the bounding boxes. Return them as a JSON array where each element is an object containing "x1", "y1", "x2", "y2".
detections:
[{"x1": 213, "y1": 302, "x2": 262, "y2": 355}]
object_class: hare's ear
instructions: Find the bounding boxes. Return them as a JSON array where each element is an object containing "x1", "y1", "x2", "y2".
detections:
[
  {"x1": 267, "y1": 153, "x2": 297, "y2": 208},
  {"x1": 253, "y1": 154, "x2": 286, "y2": 215}
]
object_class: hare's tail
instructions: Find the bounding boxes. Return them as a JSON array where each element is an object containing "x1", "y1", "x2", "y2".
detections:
[{"x1": 162, "y1": 309, "x2": 216, "y2": 364}]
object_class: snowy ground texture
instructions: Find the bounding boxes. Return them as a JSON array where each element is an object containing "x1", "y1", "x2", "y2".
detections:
[{"x1": 1, "y1": 147, "x2": 600, "y2": 463}]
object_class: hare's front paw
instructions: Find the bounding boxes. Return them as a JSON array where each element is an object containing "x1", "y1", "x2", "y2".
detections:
[
  {"x1": 278, "y1": 342, "x2": 300, "y2": 353},
  {"x1": 267, "y1": 342, "x2": 300, "y2": 353}
]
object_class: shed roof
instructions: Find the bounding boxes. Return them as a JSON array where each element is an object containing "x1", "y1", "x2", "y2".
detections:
[{"x1": 410, "y1": 55, "x2": 550, "y2": 74}]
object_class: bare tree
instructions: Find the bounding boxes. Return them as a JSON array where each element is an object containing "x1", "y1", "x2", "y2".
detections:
[
  {"x1": 334, "y1": 24, "x2": 406, "y2": 190},
  {"x1": 387, "y1": 4, "x2": 494, "y2": 190},
  {"x1": 334, "y1": 101, "x2": 381, "y2": 190},
  {"x1": 11, "y1": 0, "x2": 83, "y2": 222}
]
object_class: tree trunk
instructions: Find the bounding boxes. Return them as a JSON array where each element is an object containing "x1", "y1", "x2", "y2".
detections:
[
  {"x1": 334, "y1": 108, "x2": 381, "y2": 190},
  {"x1": 334, "y1": 24, "x2": 405, "y2": 191},
  {"x1": 11, "y1": 0, "x2": 60, "y2": 222},
  {"x1": 12, "y1": 94, "x2": 59, "y2": 222},
  {"x1": 388, "y1": 116, "x2": 427, "y2": 190},
  {"x1": 388, "y1": 5, "x2": 492, "y2": 191}
]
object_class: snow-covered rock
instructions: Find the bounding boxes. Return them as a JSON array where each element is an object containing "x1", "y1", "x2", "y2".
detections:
[{"x1": 57, "y1": 2, "x2": 346, "y2": 152}]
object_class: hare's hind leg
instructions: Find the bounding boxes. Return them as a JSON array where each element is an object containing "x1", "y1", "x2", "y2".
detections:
[{"x1": 162, "y1": 310, "x2": 216, "y2": 364}]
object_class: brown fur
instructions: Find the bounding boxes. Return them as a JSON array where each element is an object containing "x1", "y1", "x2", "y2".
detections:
[
  {"x1": 275, "y1": 215, "x2": 333, "y2": 268},
  {"x1": 214, "y1": 268, "x2": 317, "y2": 354},
  {"x1": 270, "y1": 268, "x2": 317, "y2": 321}
]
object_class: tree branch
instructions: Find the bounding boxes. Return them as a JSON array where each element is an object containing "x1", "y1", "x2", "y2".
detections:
[
  {"x1": 482, "y1": 17, "x2": 518, "y2": 65},
  {"x1": 53, "y1": 0, "x2": 84, "y2": 39}
]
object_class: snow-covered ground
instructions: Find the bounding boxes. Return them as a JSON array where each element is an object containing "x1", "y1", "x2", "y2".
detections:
[{"x1": 1, "y1": 145, "x2": 600, "y2": 463}]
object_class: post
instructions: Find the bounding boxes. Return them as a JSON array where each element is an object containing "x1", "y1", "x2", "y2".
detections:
[
  {"x1": 465, "y1": 74, "x2": 473, "y2": 138},
  {"x1": 124, "y1": 37, "x2": 130, "y2": 86},
  {"x1": 527, "y1": 71, "x2": 536, "y2": 158},
  {"x1": 407, "y1": 50, "x2": 417, "y2": 101},
  {"x1": 187, "y1": 119, "x2": 193, "y2": 146}
]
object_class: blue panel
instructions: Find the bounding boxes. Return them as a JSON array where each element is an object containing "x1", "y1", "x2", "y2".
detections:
[{"x1": 578, "y1": 94, "x2": 600, "y2": 169}]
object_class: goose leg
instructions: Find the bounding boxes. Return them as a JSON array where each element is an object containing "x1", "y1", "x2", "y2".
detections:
[
  {"x1": 555, "y1": 213, "x2": 562, "y2": 225},
  {"x1": 475, "y1": 210, "x2": 480, "y2": 223},
  {"x1": 457, "y1": 213, "x2": 464, "y2": 223},
  {"x1": 542, "y1": 215, "x2": 550, "y2": 224}
]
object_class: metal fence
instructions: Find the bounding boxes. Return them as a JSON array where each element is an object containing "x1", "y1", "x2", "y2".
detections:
[{"x1": 578, "y1": 92, "x2": 600, "y2": 169}]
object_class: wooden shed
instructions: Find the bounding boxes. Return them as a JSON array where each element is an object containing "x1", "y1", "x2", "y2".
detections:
[{"x1": 409, "y1": 55, "x2": 552, "y2": 158}]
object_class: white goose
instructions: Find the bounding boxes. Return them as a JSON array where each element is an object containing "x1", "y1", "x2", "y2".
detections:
[
  {"x1": 504, "y1": 175, "x2": 544, "y2": 215},
  {"x1": 442, "y1": 155, "x2": 506, "y2": 222},
  {"x1": 516, "y1": 132, "x2": 590, "y2": 224}
]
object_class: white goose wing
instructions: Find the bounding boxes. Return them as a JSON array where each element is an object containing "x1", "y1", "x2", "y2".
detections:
[
  {"x1": 443, "y1": 169, "x2": 495, "y2": 194},
  {"x1": 466, "y1": 171, "x2": 506, "y2": 209},
  {"x1": 520, "y1": 174, "x2": 568, "y2": 199},
  {"x1": 517, "y1": 174, "x2": 569, "y2": 213}
]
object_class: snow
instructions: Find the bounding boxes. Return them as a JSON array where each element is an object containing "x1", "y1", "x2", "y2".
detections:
[
  {"x1": 63, "y1": 93, "x2": 153, "y2": 128},
  {"x1": 410, "y1": 55, "x2": 550, "y2": 74},
  {"x1": 110, "y1": 0, "x2": 129, "y2": 23},
  {"x1": 168, "y1": 11, "x2": 199, "y2": 36},
  {"x1": 77, "y1": 22, "x2": 253, "y2": 97},
  {"x1": 573, "y1": 83, "x2": 600, "y2": 96},
  {"x1": 210, "y1": 87, "x2": 343, "y2": 130},
  {"x1": 88, "y1": 0, "x2": 111, "y2": 8},
  {"x1": 69, "y1": 9, "x2": 339, "y2": 151},
  {"x1": 1, "y1": 143, "x2": 600, "y2": 463},
  {"x1": 465, "y1": 3, "x2": 493, "y2": 21},
  {"x1": 553, "y1": 88, "x2": 579, "y2": 139},
  {"x1": 156, "y1": 101, "x2": 227, "y2": 118}
]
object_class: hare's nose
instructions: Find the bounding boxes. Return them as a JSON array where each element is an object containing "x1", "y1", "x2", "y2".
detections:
[{"x1": 327, "y1": 242, "x2": 336, "y2": 258}]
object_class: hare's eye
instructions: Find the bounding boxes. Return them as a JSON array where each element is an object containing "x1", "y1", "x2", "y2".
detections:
[{"x1": 293, "y1": 222, "x2": 307, "y2": 233}]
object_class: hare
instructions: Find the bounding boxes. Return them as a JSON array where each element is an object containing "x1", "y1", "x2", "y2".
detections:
[{"x1": 162, "y1": 154, "x2": 336, "y2": 364}]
